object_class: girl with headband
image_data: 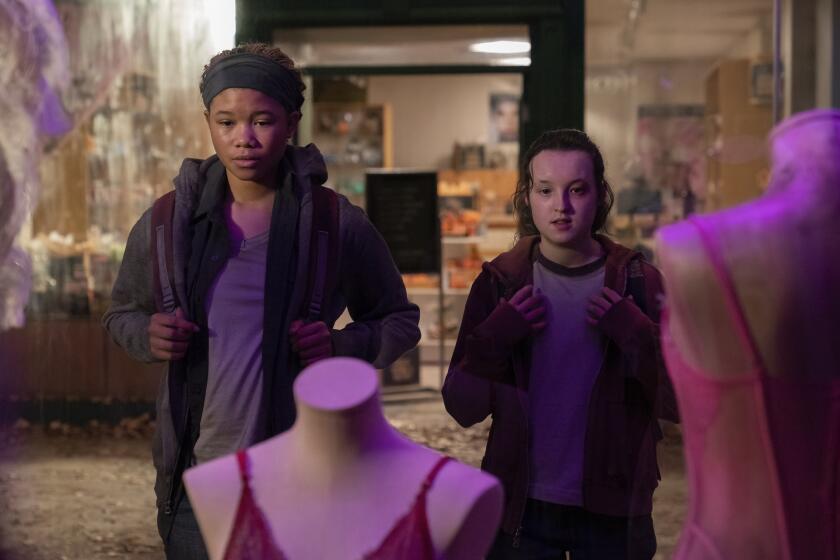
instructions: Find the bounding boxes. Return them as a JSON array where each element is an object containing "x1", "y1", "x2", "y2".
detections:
[{"x1": 103, "y1": 43, "x2": 420, "y2": 559}]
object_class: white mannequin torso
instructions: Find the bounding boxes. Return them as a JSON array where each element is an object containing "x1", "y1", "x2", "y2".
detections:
[{"x1": 184, "y1": 357, "x2": 503, "y2": 560}]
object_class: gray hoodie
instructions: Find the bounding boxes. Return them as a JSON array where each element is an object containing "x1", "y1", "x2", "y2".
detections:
[{"x1": 103, "y1": 144, "x2": 420, "y2": 533}]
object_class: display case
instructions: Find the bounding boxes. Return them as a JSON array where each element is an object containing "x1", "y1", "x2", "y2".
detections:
[{"x1": 313, "y1": 103, "x2": 393, "y2": 207}]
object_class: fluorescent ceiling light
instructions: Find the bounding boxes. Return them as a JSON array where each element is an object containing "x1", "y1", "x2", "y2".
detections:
[
  {"x1": 497, "y1": 57, "x2": 531, "y2": 66},
  {"x1": 469, "y1": 40, "x2": 531, "y2": 54}
]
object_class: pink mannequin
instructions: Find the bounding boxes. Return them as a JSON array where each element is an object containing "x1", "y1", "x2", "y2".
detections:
[
  {"x1": 655, "y1": 109, "x2": 840, "y2": 559},
  {"x1": 184, "y1": 357, "x2": 503, "y2": 559}
]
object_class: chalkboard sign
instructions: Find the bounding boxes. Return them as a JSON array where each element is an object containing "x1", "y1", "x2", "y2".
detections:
[{"x1": 365, "y1": 171, "x2": 440, "y2": 274}]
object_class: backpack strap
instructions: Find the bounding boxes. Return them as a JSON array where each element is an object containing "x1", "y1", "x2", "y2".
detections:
[
  {"x1": 626, "y1": 257, "x2": 647, "y2": 315},
  {"x1": 303, "y1": 185, "x2": 340, "y2": 321},
  {"x1": 151, "y1": 190, "x2": 179, "y2": 314},
  {"x1": 626, "y1": 256, "x2": 679, "y2": 425}
]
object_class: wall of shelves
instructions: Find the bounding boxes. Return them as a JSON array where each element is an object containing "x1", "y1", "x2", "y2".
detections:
[
  {"x1": 705, "y1": 59, "x2": 773, "y2": 210},
  {"x1": 313, "y1": 102, "x2": 393, "y2": 207},
  {"x1": 404, "y1": 170, "x2": 518, "y2": 370},
  {"x1": 314, "y1": 102, "x2": 519, "y2": 377}
]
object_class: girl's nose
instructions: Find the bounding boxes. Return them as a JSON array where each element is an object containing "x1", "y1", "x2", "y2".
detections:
[
  {"x1": 234, "y1": 125, "x2": 256, "y2": 146},
  {"x1": 555, "y1": 192, "x2": 571, "y2": 213}
]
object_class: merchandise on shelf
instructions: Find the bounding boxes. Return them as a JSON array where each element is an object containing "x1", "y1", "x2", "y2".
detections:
[
  {"x1": 424, "y1": 301, "x2": 462, "y2": 341},
  {"x1": 439, "y1": 179, "x2": 482, "y2": 237},
  {"x1": 24, "y1": 227, "x2": 126, "y2": 319},
  {"x1": 313, "y1": 103, "x2": 392, "y2": 207},
  {"x1": 402, "y1": 273, "x2": 439, "y2": 290},
  {"x1": 444, "y1": 245, "x2": 483, "y2": 291}
]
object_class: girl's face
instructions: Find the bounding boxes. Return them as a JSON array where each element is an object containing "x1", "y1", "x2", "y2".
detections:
[
  {"x1": 205, "y1": 88, "x2": 300, "y2": 188},
  {"x1": 527, "y1": 149, "x2": 599, "y2": 253}
]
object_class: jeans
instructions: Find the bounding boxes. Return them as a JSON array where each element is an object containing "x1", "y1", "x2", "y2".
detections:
[
  {"x1": 160, "y1": 493, "x2": 210, "y2": 560},
  {"x1": 487, "y1": 499, "x2": 656, "y2": 560}
]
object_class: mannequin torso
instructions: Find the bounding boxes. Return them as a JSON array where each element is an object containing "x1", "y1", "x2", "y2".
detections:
[
  {"x1": 655, "y1": 109, "x2": 840, "y2": 559},
  {"x1": 657, "y1": 109, "x2": 840, "y2": 380},
  {"x1": 184, "y1": 357, "x2": 503, "y2": 560}
]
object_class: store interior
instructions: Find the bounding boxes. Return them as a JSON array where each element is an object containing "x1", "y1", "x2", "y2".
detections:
[
  {"x1": 0, "y1": 0, "x2": 789, "y2": 402},
  {"x1": 272, "y1": 3, "x2": 777, "y2": 387}
]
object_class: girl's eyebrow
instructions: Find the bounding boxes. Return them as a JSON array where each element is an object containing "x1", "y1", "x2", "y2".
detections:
[{"x1": 535, "y1": 177, "x2": 588, "y2": 187}]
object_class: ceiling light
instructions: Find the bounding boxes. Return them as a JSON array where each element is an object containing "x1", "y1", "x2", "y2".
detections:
[
  {"x1": 497, "y1": 57, "x2": 531, "y2": 66},
  {"x1": 469, "y1": 40, "x2": 531, "y2": 54}
]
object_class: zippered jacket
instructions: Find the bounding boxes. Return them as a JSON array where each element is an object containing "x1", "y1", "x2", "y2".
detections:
[
  {"x1": 103, "y1": 144, "x2": 421, "y2": 539},
  {"x1": 442, "y1": 235, "x2": 677, "y2": 535}
]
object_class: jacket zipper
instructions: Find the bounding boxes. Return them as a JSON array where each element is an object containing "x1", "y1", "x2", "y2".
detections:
[
  {"x1": 164, "y1": 373, "x2": 191, "y2": 516},
  {"x1": 512, "y1": 526, "x2": 523, "y2": 549}
]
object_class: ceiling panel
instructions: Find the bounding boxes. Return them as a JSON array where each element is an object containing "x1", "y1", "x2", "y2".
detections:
[{"x1": 586, "y1": 0, "x2": 773, "y2": 66}]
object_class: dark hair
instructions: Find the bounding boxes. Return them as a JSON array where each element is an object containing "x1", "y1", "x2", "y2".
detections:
[
  {"x1": 199, "y1": 43, "x2": 306, "y2": 111},
  {"x1": 512, "y1": 129, "x2": 614, "y2": 238}
]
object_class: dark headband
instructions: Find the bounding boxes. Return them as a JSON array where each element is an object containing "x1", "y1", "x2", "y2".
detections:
[{"x1": 201, "y1": 53, "x2": 304, "y2": 114}]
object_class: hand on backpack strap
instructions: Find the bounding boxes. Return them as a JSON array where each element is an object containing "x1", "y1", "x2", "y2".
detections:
[
  {"x1": 588, "y1": 286, "x2": 652, "y2": 346},
  {"x1": 587, "y1": 287, "x2": 635, "y2": 325},
  {"x1": 148, "y1": 307, "x2": 199, "y2": 361},
  {"x1": 289, "y1": 319, "x2": 333, "y2": 366},
  {"x1": 501, "y1": 284, "x2": 547, "y2": 333},
  {"x1": 472, "y1": 284, "x2": 547, "y2": 348}
]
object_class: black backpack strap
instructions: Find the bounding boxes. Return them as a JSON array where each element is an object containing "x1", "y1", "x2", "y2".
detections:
[
  {"x1": 303, "y1": 185, "x2": 340, "y2": 321},
  {"x1": 151, "y1": 191, "x2": 179, "y2": 314}
]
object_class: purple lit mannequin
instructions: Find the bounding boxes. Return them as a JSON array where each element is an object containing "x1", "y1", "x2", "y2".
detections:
[
  {"x1": 184, "y1": 357, "x2": 503, "y2": 559},
  {"x1": 655, "y1": 109, "x2": 840, "y2": 559}
]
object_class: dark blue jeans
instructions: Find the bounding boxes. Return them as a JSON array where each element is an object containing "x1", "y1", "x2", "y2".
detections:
[
  {"x1": 159, "y1": 493, "x2": 210, "y2": 560},
  {"x1": 488, "y1": 499, "x2": 656, "y2": 560}
]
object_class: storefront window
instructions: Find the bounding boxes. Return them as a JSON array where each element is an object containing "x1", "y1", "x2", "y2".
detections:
[
  {"x1": 20, "y1": 0, "x2": 234, "y2": 320},
  {"x1": 277, "y1": 25, "x2": 529, "y2": 378},
  {"x1": 585, "y1": 1, "x2": 775, "y2": 257},
  {"x1": 585, "y1": 2, "x2": 778, "y2": 556}
]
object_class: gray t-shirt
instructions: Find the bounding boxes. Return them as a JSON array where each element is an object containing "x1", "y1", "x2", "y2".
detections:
[
  {"x1": 194, "y1": 230, "x2": 270, "y2": 464},
  {"x1": 528, "y1": 252, "x2": 606, "y2": 505}
]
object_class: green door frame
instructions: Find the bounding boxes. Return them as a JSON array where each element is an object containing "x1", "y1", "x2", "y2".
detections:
[{"x1": 235, "y1": 1, "x2": 584, "y2": 154}]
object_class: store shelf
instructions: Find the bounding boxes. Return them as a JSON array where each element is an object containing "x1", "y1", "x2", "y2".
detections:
[
  {"x1": 406, "y1": 287, "x2": 440, "y2": 296},
  {"x1": 444, "y1": 287, "x2": 470, "y2": 295},
  {"x1": 704, "y1": 59, "x2": 772, "y2": 210},
  {"x1": 442, "y1": 236, "x2": 484, "y2": 245},
  {"x1": 313, "y1": 102, "x2": 393, "y2": 206}
]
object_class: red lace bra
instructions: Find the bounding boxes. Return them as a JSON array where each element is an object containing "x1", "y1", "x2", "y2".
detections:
[{"x1": 222, "y1": 451, "x2": 452, "y2": 560}]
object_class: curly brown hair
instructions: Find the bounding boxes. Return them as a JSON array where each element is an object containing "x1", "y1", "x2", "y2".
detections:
[
  {"x1": 512, "y1": 129, "x2": 614, "y2": 239},
  {"x1": 199, "y1": 42, "x2": 306, "y2": 111}
]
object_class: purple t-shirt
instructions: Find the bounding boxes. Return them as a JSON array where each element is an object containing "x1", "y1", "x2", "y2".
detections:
[
  {"x1": 528, "y1": 251, "x2": 606, "y2": 505},
  {"x1": 194, "y1": 230, "x2": 270, "y2": 464}
]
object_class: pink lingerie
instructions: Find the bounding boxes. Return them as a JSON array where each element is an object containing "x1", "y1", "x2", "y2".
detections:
[{"x1": 663, "y1": 218, "x2": 840, "y2": 559}]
